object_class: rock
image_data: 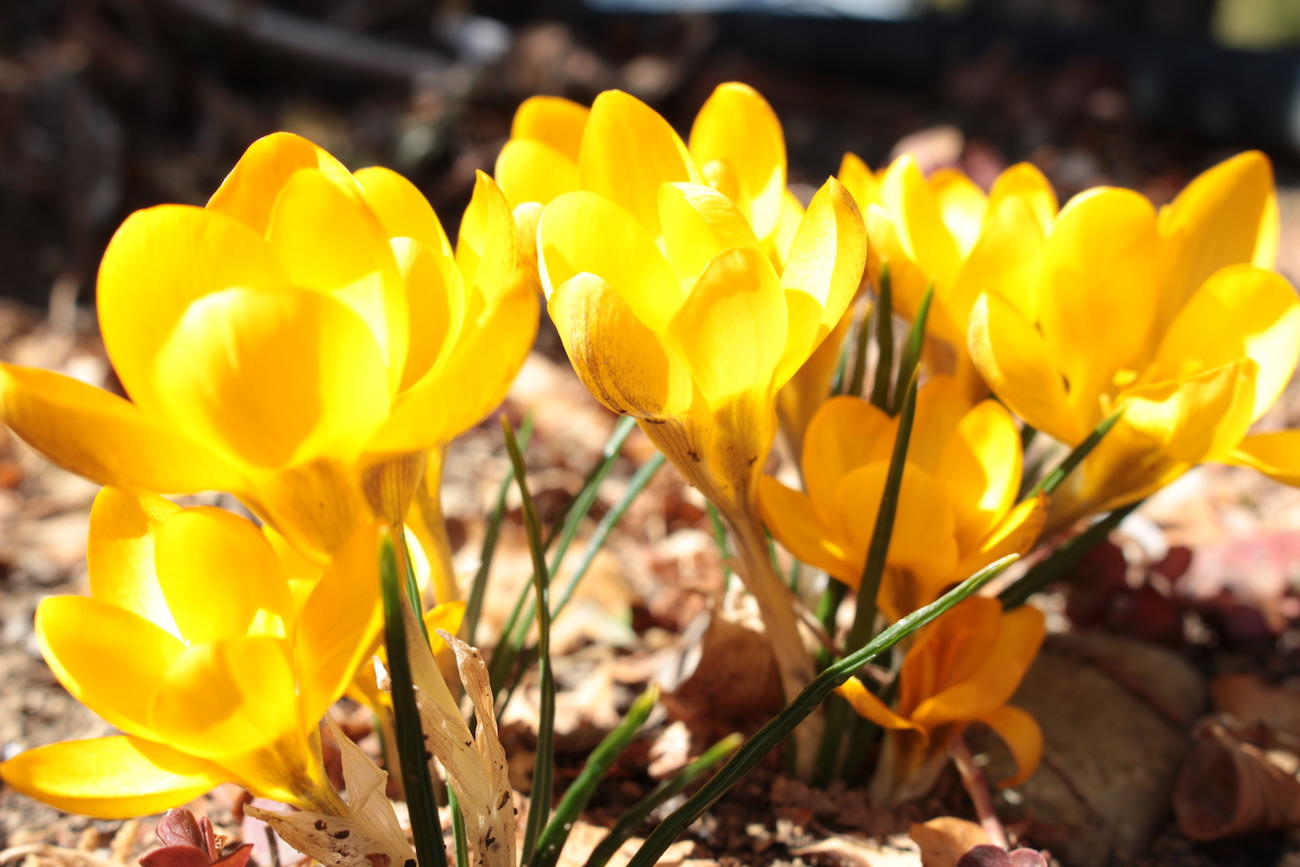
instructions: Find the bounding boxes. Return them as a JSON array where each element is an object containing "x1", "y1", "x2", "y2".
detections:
[{"x1": 972, "y1": 632, "x2": 1205, "y2": 865}]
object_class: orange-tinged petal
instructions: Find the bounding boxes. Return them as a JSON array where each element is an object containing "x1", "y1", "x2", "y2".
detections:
[
  {"x1": 509, "y1": 95, "x2": 589, "y2": 158},
  {"x1": 837, "y1": 152, "x2": 881, "y2": 210},
  {"x1": 776, "y1": 307, "x2": 853, "y2": 455},
  {"x1": 967, "y1": 292, "x2": 1080, "y2": 444},
  {"x1": 900, "y1": 596, "x2": 1001, "y2": 716},
  {"x1": 153, "y1": 507, "x2": 293, "y2": 644},
  {"x1": 353, "y1": 166, "x2": 452, "y2": 255},
  {"x1": 494, "y1": 138, "x2": 581, "y2": 208},
  {"x1": 0, "y1": 736, "x2": 225, "y2": 820},
  {"x1": 979, "y1": 704, "x2": 1043, "y2": 787},
  {"x1": 908, "y1": 375, "x2": 973, "y2": 474},
  {"x1": 539, "y1": 190, "x2": 683, "y2": 331},
  {"x1": 424, "y1": 600, "x2": 467, "y2": 656},
  {"x1": 87, "y1": 488, "x2": 181, "y2": 636},
  {"x1": 801, "y1": 396, "x2": 895, "y2": 526},
  {"x1": 0, "y1": 364, "x2": 240, "y2": 494},
  {"x1": 956, "y1": 495, "x2": 1047, "y2": 580},
  {"x1": 865, "y1": 205, "x2": 941, "y2": 336},
  {"x1": 149, "y1": 636, "x2": 300, "y2": 760},
  {"x1": 97, "y1": 205, "x2": 287, "y2": 411},
  {"x1": 1230, "y1": 431, "x2": 1300, "y2": 485},
  {"x1": 658, "y1": 182, "x2": 762, "y2": 286},
  {"x1": 153, "y1": 288, "x2": 391, "y2": 469},
  {"x1": 1157, "y1": 151, "x2": 1279, "y2": 331},
  {"x1": 36, "y1": 595, "x2": 185, "y2": 737},
  {"x1": 688, "y1": 82, "x2": 787, "y2": 239},
  {"x1": 987, "y1": 162, "x2": 1057, "y2": 234},
  {"x1": 240, "y1": 458, "x2": 372, "y2": 563},
  {"x1": 578, "y1": 90, "x2": 698, "y2": 234},
  {"x1": 665, "y1": 247, "x2": 787, "y2": 407},
  {"x1": 930, "y1": 168, "x2": 987, "y2": 256},
  {"x1": 757, "y1": 476, "x2": 856, "y2": 583},
  {"x1": 207, "y1": 131, "x2": 355, "y2": 234},
  {"x1": 1147, "y1": 264, "x2": 1300, "y2": 423},
  {"x1": 547, "y1": 272, "x2": 694, "y2": 418},
  {"x1": 266, "y1": 167, "x2": 407, "y2": 385},
  {"x1": 837, "y1": 676, "x2": 921, "y2": 732},
  {"x1": 937, "y1": 400, "x2": 1022, "y2": 551}
]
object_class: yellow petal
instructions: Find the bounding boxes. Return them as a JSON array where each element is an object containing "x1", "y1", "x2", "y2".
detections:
[
  {"x1": 0, "y1": 364, "x2": 240, "y2": 494},
  {"x1": 456, "y1": 171, "x2": 520, "y2": 305},
  {"x1": 207, "y1": 132, "x2": 356, "y2": 234},
  {"x1": 149, "y1": 636, "x2": 300, "y2": 760},
  {"x1": 1037, "y1": 187, "x2": 1159, "y2": 417},
  {"x1": 354, "y1": 166, "x2": 452, "y2": 254},
  {"x1": 1147, "y1": 264, "x2": 1300, "y2": 422},
  {"x1": 937, "y1": 400, "x2": 1022, "y2": 551},
  {"x1": 864, "y1": 206, "x2": 944, "y2": 338},
  {"x1": 97, "y1": 205, "x2": 287, "y2": 411},
  {"x1": 1120, "y1": 360, "x2": 1258, "y2": 462},
  {"x1": 0, "y1": 736, "x2": 225, "y2": 819},
  {"x1": 908, "y1": 375, "x2": 973, "y2": 474},
  {"x1": 240, "y1": 458, "x2": 373, "y2": 563},
  {"x1": 1158, "y1": 151, "x2": 1279, "y2": 331},
  {"x1": 930, "y1": 167, "x2": 987, "y2": 256},
  {"x1": 266, "y1": 167, "x2": 408, "y2": 385},
  {"x1": 836, "y1": 676, "x2": 921, "y2": 732},
  {"x1": 837, "y1": 152, "x2": 881, "y2": 210},
  {"x1": 657, "y1": 182, "x2": 761, "y2": 286},
  {"x1": 688, "y1": 82, "x2": 787, "y2": 239},
  {"x1": 979, "y1": 704, "x2": 1043, "y2": 787},
  {"x1": 949, "y1": 194, "x2": 1047, "y2": 327},
  {"x1": 987, "y1": 162, "x2": 1057, "y2": 234},
  {"x1": 153, "y1": 288, "x2": 391, "y2": 469},
  {"x1": 539, "y1": 190, "x2": 683, "y2": 331},
  {"x1": 578, "y1": 89, "x2": 698, "y2": 234},
  {"x1": 494, "y1": 138, "x2": 581, "y2": 208},
  {"x1": 153, "y1": 507, "x2": 293, "y2": 644},
  {"x1": 509, "y1": 95, "x2": 589, "y2": 158},
  {"x1": 1231, "y1": 431, "x2": 1300, "y2": 485},
  {"x1": 957, "y1": 495, "x2": 1047, "y2": 579},
  {"x1": 757, "y1": 476, "x2": 856, "y2": 583},
  {"x1": 801, "y1": 395, "x2": 895, "y2": 526},
  {"x1": 776, "y1": 308, "x2": 853, "y2": 455},
  {"x1": 87, "y1": 488, "x2": 182, "y2": 636},
  {"x1": 387, "y1": 236, "x2": 463, "y2": 391},
  {"x1": 900, "y1": 596, "x2": 1001, "y2": 715},
  {"x1": 36, "y1": 595, "x2": 185, "y2": 737},
  {"x1": 665, "y1": 247, "x2": 787, "y2": 407},
  {"x1": 424, "y1": 600, "x2": 467, "y2": 656},
  {"x1": 878, "y1": 154, "x2": 961, "y2": 291},
  {"x1": 548, "y1": 272, "x2": 694, "y2": 418},
  {"x1": 967, "y1": 293, "x2": 1080, "y2": 444}
]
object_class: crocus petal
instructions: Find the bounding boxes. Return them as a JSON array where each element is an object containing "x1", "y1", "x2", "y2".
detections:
[
  {"x1": 153, "y1": 287, "x2": 391, "y2": 469},
  {"x1": 1157, "y1": 151, "x2": 1279, "y2": 331},
  {"x1": 149, "y1": 636, "x2": 300, "y2": 760},
  {"x1": 899, "y1": 596, "x2": 1001, "y2": 716},
  {"x1": 153, "y1": 507, "x2": 294, "y2": 644},
  {"x1": 836, "y1": 677, "x2": 920, "y2": 732},
  {"x1": 967, "y1": 292, "x2": 1080, "y2": 444},
  {"x1": 838, "y1": 152, "x2": 881, "y2": 210},
  {"x1": 36, "y1": 595, "x2": 185, "y2": 737},
  {"x1": 0, "y1": 364, "x2": 240, "y2": 494},
  {"x1": 386, "y1": 236, "x2": 463, "y2": 392},
  {"x1": 658, "y1": 182, "x2": 762, "y2": 286},
  {"x1": 240, "y1": 458, "x2": 373, "y2": 564},
  {"x1": 907, "y1": 375, "x2": 973, "y2": 474},
  {"x1": 949, "y1": 194, "x2": 1046, "y2": 327},
  {"x1": 878, "y1": 154, "x2": 961, "y2": 291},
  {"x1": 87, "y1": 488, "x2": 181, "y2": 636},
  {"x1": 547, "y1": 272, "x2": 694, "y2": 418},
  {"x1": 801, "y1": 395, "x2": 895, "y2": 526},
  {"x1": 956, "y1": 495, "x2": 1047, "y2": 580},
  {"x1": 930, "y1": 168, "x2": 987, "y2": 257},
  {"x1": 1230, "y1": 431, "x2": 1300, "y2": 485},
  {"x1": 96, "y1": 205, "x2": 287, "y2": 411},
  {"x1": 295, "y1": 522, "x2": 383, "y2": 724},
  {"x1": 1038, "y1": 187, "x2": 1159, "y2": 417},
  {"x1": 578, "y1": 90, "x2": 698, "y2": 234},
  {"x1": 688, "y1": 82, "x2": 787, "y2": 239},
  {"x1": 456, "y1": 171, "x2": 520, "y2": 306},
  {"x1": 353, "y1": 166, "x2": 452, "y2": 255},
  {"x1": 757, "y1": 476, "x2": 856, "y2": 583},
  {"x1": 0, "y1": 736, "x2": 225, "y2": 820},
  {"x1": 1147, "y1": 264, "x2": 1300, "y2": 423},
  {"x1": 937, "y1": 400, "x2": 1022, "y2": 551},
  {"x1": 539, "y1": 190, "x2": 684, "y2": 330},
  {"x1": 665, "y1": 247, "x2": 787, "y2": 407},
  {"x1": 207, "y1": 132, "x2": 355, "y2": 234},
  {"x1": 494, "y1": 138, "x2": 581, "y2": 209},
  {"x1": 509, "y1": 95, "x2": 589, "y2": 159},
  {"x1": 979, "y1": 704, "x2": 1043, "y2": 787},
  {"x1": 987, "y1": 162, "x2": 1057, "y2": 234}
]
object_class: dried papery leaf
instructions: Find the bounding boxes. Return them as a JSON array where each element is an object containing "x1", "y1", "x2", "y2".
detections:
[
  {"x1": 440, "y1": 630, "x2": 516, "y2": 867},
  {"x1": 246, "y1": 721, "x2": 415, "y2": 867},
  {"x1": 1174, "y1": 720, "x2": 1300, "y2": 841},
  {"x1": 909, "y1": 817, "x2": 991, "y2": 867}
]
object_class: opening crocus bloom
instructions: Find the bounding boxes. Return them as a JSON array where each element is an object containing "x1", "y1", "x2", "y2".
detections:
[
  {"x1": 966, "y1": 151, "x2": 1300, "y2": 527},
  {"x1": 0, "y1": 133, "x2": 537, "y2": 562},
  {"x1": 759, "y1": 377, "x2": 1046, "y2": 621},
  {"x1": 0, "y1": 488, "x2": 382, "y2": 818},
  {"x1": 836, "y1": 596, "x2": 1046, "y2": 804}
]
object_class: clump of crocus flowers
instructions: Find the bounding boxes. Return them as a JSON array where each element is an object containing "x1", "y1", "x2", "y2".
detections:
[{"x1": 1, "y1": 80, "x2": 1297, "y2": 867}]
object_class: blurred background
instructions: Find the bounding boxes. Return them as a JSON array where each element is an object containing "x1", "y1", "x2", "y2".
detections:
[{"x1": 3, "y1": 0, "x2": 1300, "y2": 310}]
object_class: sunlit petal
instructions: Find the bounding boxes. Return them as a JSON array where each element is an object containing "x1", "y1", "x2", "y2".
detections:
[
  {"x1": 688, "y1": 82, "x2": 787, "y2": 238},
  {"x1": 757, "y1": 477, "x2": 856, "y2": 583},
  {"x1": 979, "y1": 704, "x2": 1043, "y2": 787},
  {"x1": 87, "y1": 488, "x2": 181, "y2": 636},
  {"x1": 207, "y1": 132, "x2": 355, "y2": 234}
]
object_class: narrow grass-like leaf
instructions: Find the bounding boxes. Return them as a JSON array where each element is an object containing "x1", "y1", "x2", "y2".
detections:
[
  {"x1": 528, "y1": 685, "x2": 660, "y2": 867},
  {"x1": 585, "y1": 733, "x2": 743, "y2": 867},
  {"x1": 1027, "y1": 411, "x2": 1122, "y2": 498},
  {"x1": 707, "y1": 501, "x2": 734, "y2": 589},
  {"x1": 448, "y1": 791, "x2": 468, "y2": 867},
  {"x1": 999, "y1": 500, "x2": 1141, "y2": 609},
  {"x1": 501, "y1": 416, "x2": 556, "y2": 863},
  {"x1": 379, "y1": 534, "x2": 448, "y2": 867},
  {"x1": 890, "y1": 283, "x2": 932, "y2": 416},
  {"x1": 623, "y1": 555, "x2": 1018, "y2": 867},
  {"x1": 866, "y1": 263, "x2": 894, "y2": 407},
  {"x1": 465, "y1": 415, "x2": 534, "y2": 646}
]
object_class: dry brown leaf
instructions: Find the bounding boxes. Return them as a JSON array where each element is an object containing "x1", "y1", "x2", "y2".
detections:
[
  {"x1": 791, "y1": 833, "x2": 921, "y2": 867},
  {"x1": 1174, "y1": 720, "x2": 1300, "y2": 841},
  {"x1": 1210, "y1": 674, "x2": 1300, "y2": 740},
  {"x1": 554, "y1": 821, "x2": 696, "y2": 867},
  {"x1": 909, "y1": 818, "x2": 992, "y2": 867}
]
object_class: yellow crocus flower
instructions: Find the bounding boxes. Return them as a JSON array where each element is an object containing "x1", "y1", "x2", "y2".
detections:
[
  {"x1": 0, "y1": 488, "x2": 382, "y2": 818},
  {"x1": 967, "y1": 151, "x2": 1299, "y2": 527},
  {"x1": 837, "y1": 596, "x2": 1045, "y2": 804},
  {"x1": 0, "y1": 133, "x2": 537, "y2": 565},
  {"x1": 759, "y1": 376, "x2": 1045, "y2": 621}
]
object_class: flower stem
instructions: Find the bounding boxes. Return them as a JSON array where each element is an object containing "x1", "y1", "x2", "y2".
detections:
[{"x1": 949, "y1": 735, "x2": 1008, "y2": 849}]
